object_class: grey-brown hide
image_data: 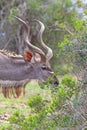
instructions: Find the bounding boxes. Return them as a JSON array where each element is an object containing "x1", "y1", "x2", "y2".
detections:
[
  {"x1": 0, "y1": 52, "x2": 58, "y2": 84},
  {"x1": 0, "y1": 16, "x2": 59, "y2": 97}
]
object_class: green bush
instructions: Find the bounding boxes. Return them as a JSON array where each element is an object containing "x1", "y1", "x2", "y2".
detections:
[
  {"x1": 61, "y1": 75, "x2": 77, "y2": 98},
  {"x1": 9, "y1": 107, "x2": 55, "y2": 130},
  {"x1": 10, "y1": 110, "x2": 25, "y2": 124},
  {"x1": 61, "y1": 75, "x2": 76, "y2": 88},
  {"x1": 21, "y1": 114, "x2": 39, "y2": 130},
  {"x1": 27, "y1": 95, "x2": 44, "y2": 112},
  {"x1": 0, "y1": 123, "x2": 12, "y2": 130}
]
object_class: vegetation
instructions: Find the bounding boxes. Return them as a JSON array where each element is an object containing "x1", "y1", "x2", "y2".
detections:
[{"x1": 0, "y1": 0, "x2": 87, "y2": 129}]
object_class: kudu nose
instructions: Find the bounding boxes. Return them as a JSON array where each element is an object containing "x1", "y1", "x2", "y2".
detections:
[
  {"x1": 53, "y1": 75, "x2": 59, "y2": 86},
  {"x1": 54, "y1": 81, "x2": 59, "y2": 86}
]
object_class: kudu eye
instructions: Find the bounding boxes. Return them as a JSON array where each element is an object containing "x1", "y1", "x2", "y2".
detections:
[{"x1": 41, "y1": 65, "x2": 47, "y2": 70}]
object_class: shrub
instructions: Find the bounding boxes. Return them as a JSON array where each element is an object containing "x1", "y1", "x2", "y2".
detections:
[
  {"x1": 61, "y1": 75, "x2": 76, "y2": 88},
  {"x1": 61, "y1": 75, "x2": 77, "y2": 98},
  {"x1": 27, "y1": 95, "x2": 44, "y2": 112}
]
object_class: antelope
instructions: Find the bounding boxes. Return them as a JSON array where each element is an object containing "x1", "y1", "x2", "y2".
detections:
[{"x1": 0, "y1": 16, "x2": 59, "y2": 98}]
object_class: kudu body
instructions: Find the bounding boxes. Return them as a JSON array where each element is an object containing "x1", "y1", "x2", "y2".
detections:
[{"x1": 0, "y1": 16, "x2": 59, "y2": 98}]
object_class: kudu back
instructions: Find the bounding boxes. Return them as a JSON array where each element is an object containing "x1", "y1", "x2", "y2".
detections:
[{"x1": 0, "y1": 16, "x2": 59, "y2": 97}]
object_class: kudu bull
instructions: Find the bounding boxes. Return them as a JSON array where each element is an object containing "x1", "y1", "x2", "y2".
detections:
[{"x1": 0, "y1": 16, "x2": 59, "y2": 98}]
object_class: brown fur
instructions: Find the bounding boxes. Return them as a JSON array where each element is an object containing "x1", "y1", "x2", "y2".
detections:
[{"x1": 0, "y1": 79, "x2": 30, "y2": 98}]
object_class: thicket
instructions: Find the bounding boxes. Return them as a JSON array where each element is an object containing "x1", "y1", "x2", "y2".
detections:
[{"x1": 0, "y1": 0, "x2": 87, "y2": 129}]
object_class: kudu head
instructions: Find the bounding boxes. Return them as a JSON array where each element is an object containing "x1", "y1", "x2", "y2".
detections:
[
  {"x1": 14, "y1": 16, "x2": 59, "y2": 86},
  {"x1": 0, "y1": 16, "x2": 59, "y2": 87}
]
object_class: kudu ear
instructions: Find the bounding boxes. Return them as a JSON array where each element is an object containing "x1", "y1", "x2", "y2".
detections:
[{"x1": 24, "y1": 50, "x2": 33, "y2": 62}]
